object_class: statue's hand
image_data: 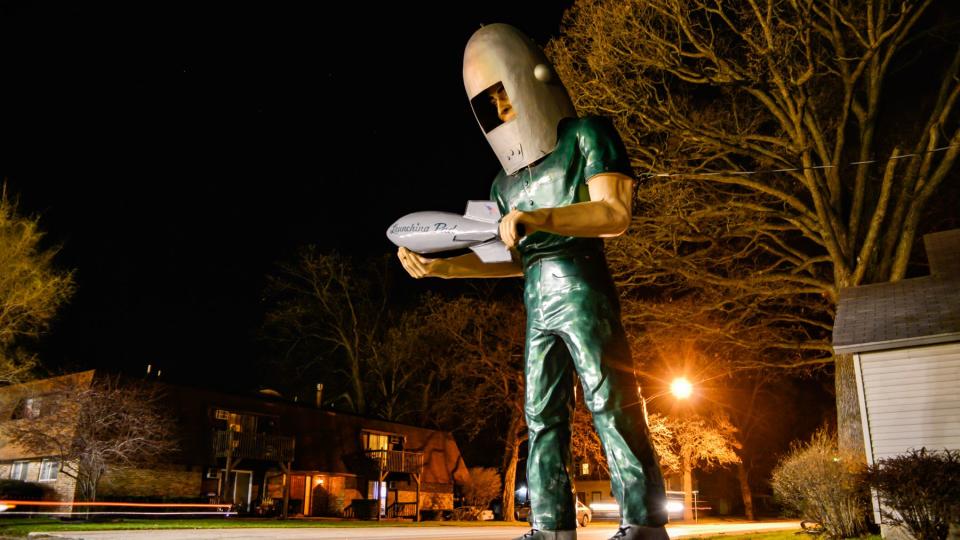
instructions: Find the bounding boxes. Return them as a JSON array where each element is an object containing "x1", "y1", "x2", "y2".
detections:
[
  {"x1": 398, "y1": 247, "x2": 437, "y2": 279},
  {"x1": 499, "y1": 208, "x2": 537, "y2": 249}
]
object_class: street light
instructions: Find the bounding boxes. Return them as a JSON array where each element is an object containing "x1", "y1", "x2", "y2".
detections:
[
  {"x1": 641, "y1": 377, "x2": 694, "y2": 407},
  {"x1": 670, "y1": 377, "x2": 693, "y2": 399},
  {"x1": 639, "y1": 377, "x2": 694, "y2": 424}
]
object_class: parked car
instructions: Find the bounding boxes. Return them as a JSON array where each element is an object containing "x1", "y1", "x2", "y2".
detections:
[
  {"x1": 515, "y1": 502, "x2": 531, "y2": 522},
  {"x1": 586, "y1": 491, "x2": 695, "y2": 522},
  {"x1": 515, "y1": 499, "x2": 592, "y2": 527},
  {"x1": 576, "y1": 498, "x2": 592, "y2": 527}
]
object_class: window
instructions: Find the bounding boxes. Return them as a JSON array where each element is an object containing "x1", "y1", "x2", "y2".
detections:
[
  {"x1": 11, "y1": 397, "x2": 42, "y2": 420},
  {"x1": 38, "y1": 459, "x2": 59, "y2": 482},
  {"x1": 214, "y1": 409, "x2": 257, "y2": 433},
  {"x1": 361, "y1": 431, "x2": 391, "y2": 451},
  {"x1": 10, "y1": 461, "x2": 29, "y2": 481},
  {"x1": 10, "y1": 394, "x2": 63, "y2": 420},
  {"x1": 580, "y1": 462, "x2": 590, "y2": 476}
]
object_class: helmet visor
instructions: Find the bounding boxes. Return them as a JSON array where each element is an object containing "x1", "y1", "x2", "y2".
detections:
[{"x1": 470, "y1": 82, "x2": 512, "y2": 133}]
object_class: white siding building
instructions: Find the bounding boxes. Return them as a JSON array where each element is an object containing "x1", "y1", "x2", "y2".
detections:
[{"x1": 833, "y1": 229, "x2": 960, "y2": 537}]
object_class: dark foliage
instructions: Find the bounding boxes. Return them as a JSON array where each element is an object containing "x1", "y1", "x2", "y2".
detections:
[
  {"x1": 867, "y1": 448, "x2": 960, "y2": 540},
  {"x1": 0, "y1": 479, "x2": 48, "y2": 500}
]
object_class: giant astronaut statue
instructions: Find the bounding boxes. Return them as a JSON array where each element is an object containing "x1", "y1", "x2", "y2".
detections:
[{"x1": 397, "y1": 24, "x2": 669, "y2": 540}]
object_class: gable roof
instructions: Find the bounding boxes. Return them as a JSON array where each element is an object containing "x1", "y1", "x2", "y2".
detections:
[
  {"x1": 833, "y1": 230, "x2": 960, "y2": 354},
  {"x1": 0, "y1": 370, "x2": 96, "y2": 460}
]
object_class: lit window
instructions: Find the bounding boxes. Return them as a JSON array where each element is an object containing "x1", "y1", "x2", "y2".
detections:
[
  {"x1": 12, "y1": 397, "x2": 42, "y2": 420},
  {"x1": 39, "y1": 459, "x2": 59, "y2": 482},
  {"x1": 10, "y1": 461, "x2": 29, "y2": 481},
  {"x1": 361, "y1": 431, "x2": 391, "y2": 451},
  {"x1": 580, "y1": 463, "x2": 590, "y2": 476}
]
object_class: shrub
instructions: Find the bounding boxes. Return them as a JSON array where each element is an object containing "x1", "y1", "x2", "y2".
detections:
[
  {"x1": 0, "y1": 479, "x2": 47, "y2": 500},
  {"x1": 867, "y1": 448, "x2": 960, "y2": 540},
  {"x1": 462, "y1": 467, "x2": 501, "y2": 509},
  {"x1": 771, "y1": 429, "x2": 869, "y2": 539}
]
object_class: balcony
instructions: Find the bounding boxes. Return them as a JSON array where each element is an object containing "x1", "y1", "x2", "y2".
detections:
[
  {"x1": 363, "y1": 449, "x2": 423, "y2": 475},
  {"x1": 213, "y1": 430, "x2": 295, "y2": 462}
]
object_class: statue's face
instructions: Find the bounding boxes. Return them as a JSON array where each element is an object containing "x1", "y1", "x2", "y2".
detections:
[{"x1": 488, "y1": 83, "x2": 516, "y2": 123}]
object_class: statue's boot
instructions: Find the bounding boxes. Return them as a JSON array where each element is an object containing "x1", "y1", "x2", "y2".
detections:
[
  {"x1": 608, "y1": 525, "x2": 670, "y2": 540},
  {"x1": 512, "y1": 529, "x2": 577, "y2": 540}
]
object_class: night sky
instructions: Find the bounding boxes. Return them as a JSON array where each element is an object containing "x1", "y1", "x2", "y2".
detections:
[{"x1": 1, "y1": 2, "x2": 575, "y2": 387}]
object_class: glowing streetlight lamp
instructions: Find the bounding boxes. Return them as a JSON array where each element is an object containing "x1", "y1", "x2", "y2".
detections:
[
  {"x1": 640, "y1": 377, "x2": 694, "y2": 406},
  {"x1": 639, "y1": 377, "x2": 694, "y2": 425},
  {"x1": 670, "y1": 377, "x2": 693, "y2": 399}
]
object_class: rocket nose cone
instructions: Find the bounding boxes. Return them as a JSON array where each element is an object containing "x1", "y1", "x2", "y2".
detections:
[{"x1": 386, "y1": 220, "x2": 402, "y2": 245}]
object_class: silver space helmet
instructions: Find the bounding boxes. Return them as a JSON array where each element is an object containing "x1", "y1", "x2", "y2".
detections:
[{"x1": 463, "y1": 24, "x2": 576, "y2": 175}]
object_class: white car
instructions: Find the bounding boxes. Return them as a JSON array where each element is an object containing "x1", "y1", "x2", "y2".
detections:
[{"x1": 516, "y1": 500, "x2": 591, "y2": 527}]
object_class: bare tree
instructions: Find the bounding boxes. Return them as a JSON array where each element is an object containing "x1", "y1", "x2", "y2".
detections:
[
  {"x1": 652, "y1": 413, "x2": 741, "y2": 520},
  {"x1": 263, "y1": 249, "x2": 384, "y2": 413},
  {"x1": 548, "y1": 0, "x2": 960, "y2": 452},
  {"x1": 1, "y1": 376, "x2": 177, "y2": 502},
  {"x1": 572, "y1": 396, "x2": 679, "y2": 478},
  {"x1": 627, "y1": 301, "x2": 811, "y2": 520},
  {"x1": 0, "y1": 185, "x2": 74, "y2": 384},
  {"x1": 369, "y1": 307, "x2": 440, "y2": 423},
  {"x1": 571, "y1": 376, "x2": 739, "y2": 522},
  {"x1": 262, "y1": 249, "x2": 442, "y2": 422},
  {"x1": 424, "y1": 293, "x2": 527, "y2": 522}
]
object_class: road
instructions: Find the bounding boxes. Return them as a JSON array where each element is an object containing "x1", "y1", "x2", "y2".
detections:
[{"x1": 28, "y1": 520, "x2": 801, "y2": 539}]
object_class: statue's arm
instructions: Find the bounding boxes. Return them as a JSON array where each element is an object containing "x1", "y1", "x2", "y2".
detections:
[
  {"x1": 398, "y1": 247, "x2": 523, "y2": 279},
  {"x1": 498, "y1": 172, "x2": 633, "y2": 248}
]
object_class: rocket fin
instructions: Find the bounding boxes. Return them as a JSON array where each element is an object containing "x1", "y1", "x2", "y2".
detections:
[
  {"x1": 453, "y1": 232, "x2": 497, "y2": 243},
  {"x1": 463, "y1": 200, "x2": 501, "y2": 223},
  {"x1": 469, "y1": 240, "x2": 513, "y2": 263}
]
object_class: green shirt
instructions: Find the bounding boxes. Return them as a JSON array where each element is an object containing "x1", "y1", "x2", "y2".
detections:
[{"x1": 490, "y1": 116, "x2": 632, "y2": 266}]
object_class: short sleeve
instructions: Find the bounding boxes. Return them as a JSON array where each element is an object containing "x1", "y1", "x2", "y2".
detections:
[
  {"x1": 576, "y1": 116, "x2": 633, "y2": 181},
  {"x1": 490, "y1": 173, "x2": 508, "y2": 217}
]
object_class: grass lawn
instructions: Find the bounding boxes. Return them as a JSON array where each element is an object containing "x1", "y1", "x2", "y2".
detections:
[
  {"x1": 0, "y1": 517, "x2": 519, "y2": 536},
  {"x1": 698, "y1": 533, "x2": 881, "y2": 540}
]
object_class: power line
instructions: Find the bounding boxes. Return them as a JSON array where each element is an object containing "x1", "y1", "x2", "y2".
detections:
[{"x1": 639, "y1": 144, "x2": 958, "y2": 178}]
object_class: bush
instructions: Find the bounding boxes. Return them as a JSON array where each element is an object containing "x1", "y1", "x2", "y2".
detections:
[
  {"x1": 462, "y1": 467, "x2": 501, "y2": 509},
  {"x1": 867, "y1": 448, "x2": 960, "y2": 540},
  {"x1": 420, "y1": 508, "x2": 445, "y2": 521},
  {"x1": 771, "y1": 429, "x2": 869, "y2": 539},
  {"x1": 0, "y1": 479, "x2": 47, "y2": 500}
]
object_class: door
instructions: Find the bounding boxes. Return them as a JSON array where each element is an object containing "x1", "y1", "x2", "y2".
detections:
[{"x1": 223, "y1": 470, "x2": 253, "y2": 512}]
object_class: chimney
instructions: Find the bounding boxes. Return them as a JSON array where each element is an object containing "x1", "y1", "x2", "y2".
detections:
[
  {"x1": 923, "y1": 229, "x2": 960, "y2": 277},
  {"x1": 315, "y1": 383, "x2": 324, "y2": 408}
]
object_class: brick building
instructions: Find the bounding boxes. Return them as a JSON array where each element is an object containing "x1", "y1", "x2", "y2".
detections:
[{"x1": 0, "y1": 370, "x2": 470, "y2": 518}]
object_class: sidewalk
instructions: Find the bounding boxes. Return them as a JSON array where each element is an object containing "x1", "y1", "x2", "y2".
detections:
[
  {"x1": 664, "y1": 519, "x2": 801, "y2": 538},
  {"x1": 24, "y1": 519, "x2": 804, "y2": 539}
]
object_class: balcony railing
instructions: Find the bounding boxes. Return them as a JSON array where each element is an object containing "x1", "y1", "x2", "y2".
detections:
[
  {"x1": 364, "y1": 449, "x2": 423, "y2": 475},
  {"x1": 213, "y1": 430, "x2": 295, "y2": 462}
]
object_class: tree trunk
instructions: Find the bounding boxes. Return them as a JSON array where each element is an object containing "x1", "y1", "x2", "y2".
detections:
[
  {"x1": 349, "y1": 351, "x2": 365, "y2": 414},
  {"x1": 418, "y1": 372, "x2": 435, "y2": 426},
  {"x1": 500, "y1": 411, "x2": 523, "y2": 522},
  {"x1": 682, "y1": 455, "x2": 693, "y2": 521},
  {"x1": 75, "y1": 461, "x2": 103, "y2": 520},
  {"x1": 835, "y1": 354, "x2": 865, "y2": 456},
  {"x1": 736, "y1": 461, "x2": 754, "y2": 521}
]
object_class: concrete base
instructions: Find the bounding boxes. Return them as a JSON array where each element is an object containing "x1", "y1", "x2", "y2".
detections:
[{"x1": 880, "y1": 522, "x2": 915, "y2": 540}]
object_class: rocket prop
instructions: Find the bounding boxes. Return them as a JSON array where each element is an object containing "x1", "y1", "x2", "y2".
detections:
[{"x1": 386, "y1": 201, "x2": 512, "y2": 263}]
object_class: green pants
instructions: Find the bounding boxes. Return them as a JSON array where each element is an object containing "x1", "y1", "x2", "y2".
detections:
[{"x1": 523, "y1": 251, "x2": 667, "y2": 531}]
